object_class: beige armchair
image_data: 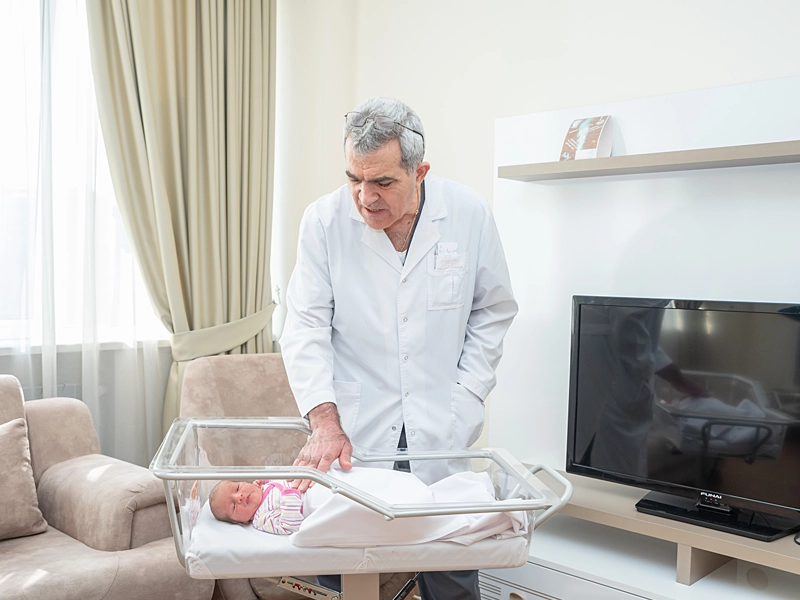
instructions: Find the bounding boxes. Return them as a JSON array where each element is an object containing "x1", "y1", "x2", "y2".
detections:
[
  {"x1": 180, "y1": 353, "x2": 415, "y2": 600},
  {"x1": 0, "y1": 374, "x2": 213, "y2": 600}
]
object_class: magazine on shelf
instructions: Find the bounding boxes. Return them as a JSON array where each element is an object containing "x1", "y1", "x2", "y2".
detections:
[{"x1": 560, "y1": 116, "x2": 613, "y2": 161}]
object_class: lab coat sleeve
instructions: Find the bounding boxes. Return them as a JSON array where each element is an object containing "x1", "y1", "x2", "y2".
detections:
[
  {"x1": 456, "y1": 210, "x2": 518, "y2": 400},
  {"x1": 280, "y1": 204, "x2": 337, "y2": 417}
]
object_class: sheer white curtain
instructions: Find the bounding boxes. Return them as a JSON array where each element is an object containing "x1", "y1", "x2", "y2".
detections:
[{"x1": 0, "y1": 0, "x2": 169, "y2": 466}]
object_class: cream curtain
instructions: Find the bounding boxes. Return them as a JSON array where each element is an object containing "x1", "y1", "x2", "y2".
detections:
[{"x1": 85, "y1": 0, "x2": 276, "y2": 433}]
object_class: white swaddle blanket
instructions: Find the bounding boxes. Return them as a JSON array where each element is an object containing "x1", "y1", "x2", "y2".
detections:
[{"x1": 291, "y1": 466, "x2": 526, "y2": 547}]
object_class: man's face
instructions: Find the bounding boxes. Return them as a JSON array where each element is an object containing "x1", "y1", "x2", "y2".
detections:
[
  {"x1": 213, "y1": 480, "x2": 263, "y2": 523},
  {"x1": 345, "y1": 138, "x2": 429, "y2": 232}
]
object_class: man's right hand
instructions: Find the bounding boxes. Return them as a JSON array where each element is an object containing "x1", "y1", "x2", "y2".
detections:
[{"x1": 292, "y1": 402, "x2": 353, "y2": 492}]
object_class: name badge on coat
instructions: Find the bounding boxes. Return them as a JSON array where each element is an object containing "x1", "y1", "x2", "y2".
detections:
[{"x1": 435, "y1": 242, "x2": 464, "y2": 271}]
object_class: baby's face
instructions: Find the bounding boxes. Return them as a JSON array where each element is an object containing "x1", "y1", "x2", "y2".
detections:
[{"x1": 213, "y1": 481, "x2": 263, "y2": 523}]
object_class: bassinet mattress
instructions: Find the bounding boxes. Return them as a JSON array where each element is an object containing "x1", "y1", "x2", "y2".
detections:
[{"x1": 186, "y1": 501, "x2": 529, "y2": 579}]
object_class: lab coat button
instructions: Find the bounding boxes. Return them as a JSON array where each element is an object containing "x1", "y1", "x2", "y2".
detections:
[
  {"x1": 403, "y1": 355, "x2": 408, "y2": 360},
  {"x1": 404, "y1": 392, "x2": 409, "y2": 397},
  {"x1": 391, "y1": 426, "x2": 397, "y2": 431},
  {"x1": 403, "y1": 317, "x2": 408, "y2": 322},
  {"x1": 401, "y1": 278, "x2": 406, "y2": 283},
  {"x1": 410, "y1": 430, "x2": 415, "y2": 436}
]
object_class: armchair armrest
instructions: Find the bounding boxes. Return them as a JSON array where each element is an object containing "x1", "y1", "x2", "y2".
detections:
[
  {"x1": 25, "y1": 397, "x2": 101, "y2": 484},
  {"x1": 37, "y1": 453, "x2": 171, "y2": 551}
]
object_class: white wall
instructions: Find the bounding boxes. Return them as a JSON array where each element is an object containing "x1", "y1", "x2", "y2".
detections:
[
  {"x1": 492, "y1": 76, "x2": 800, "y2": 466},
  {"x1": 272, "y1": 0, "x2": 358, "y2": 337},
  {"x1": 280, "y1": 0, "x2": 800, "y2": 201},
  {"x1": 274, "y1": 0, "x2": 800, "y2": 329},
  {"x1": 273, "y1": 1, "x2": 800, "y2": 439}
]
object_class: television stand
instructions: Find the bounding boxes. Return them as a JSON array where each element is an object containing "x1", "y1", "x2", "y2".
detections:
[
  {"x1": 535, "y1": 471, "x2": 800, "y2": 585},
  {"x1": 636, "y1": 491, "x2": 800, "y2": 542}
]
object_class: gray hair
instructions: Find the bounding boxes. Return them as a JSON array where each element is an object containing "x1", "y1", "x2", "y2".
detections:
[{"x1": 344, "y1": 97, "x2": 425, "y2": 173}]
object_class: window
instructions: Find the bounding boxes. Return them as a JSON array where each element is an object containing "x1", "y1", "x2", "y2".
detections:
[{"x1": 0, "y1": 0, "x2": 167, "y2": 350}]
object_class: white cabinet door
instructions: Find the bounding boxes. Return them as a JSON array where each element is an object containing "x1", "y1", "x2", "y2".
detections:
[{"x1": 481, "y1": 564, "x2": 643, "y2": 600}]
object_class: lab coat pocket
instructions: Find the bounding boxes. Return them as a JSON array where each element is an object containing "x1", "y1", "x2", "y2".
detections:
[
  {"x1": 332, "y1": 380, "x2": 361, "y2": 437},
  {"x1": 427, "y1": 253, "x2": 469, "y2": 311},
  {"x1": 450, "y1": 383, "x2": 485, "y2": 449}
]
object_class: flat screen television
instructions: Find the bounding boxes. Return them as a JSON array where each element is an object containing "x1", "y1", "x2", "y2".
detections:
[{"x1": 566, "y1": 296, "x2": 800, "y2": 541}]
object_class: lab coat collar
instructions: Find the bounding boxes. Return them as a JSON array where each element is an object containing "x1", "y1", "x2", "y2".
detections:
[
  {"x1": 351, "y1": 177, "x2": 448, "y2": 276},
  {"x1": 402, "y1": 178, "x2": 447, "y2": 277}
]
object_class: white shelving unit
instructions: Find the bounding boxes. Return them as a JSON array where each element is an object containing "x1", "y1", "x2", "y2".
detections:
[
  {"x1": 497, "y1": 139, "x2": 800, "y2": 182},
  {"x1": 481, "y1": 514, "x2": 800, "y2": 600},
  {"x1": 559, "y1": 473, "x2": 800, "y2": 578},
  {"x1": 490, "y1": 76, "x2": 800, "y2": 599}
]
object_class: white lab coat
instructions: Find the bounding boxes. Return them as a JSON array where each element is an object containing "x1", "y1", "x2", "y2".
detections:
[{"x1": 281, "y1": 175, "x2": 518, "y2": 483}]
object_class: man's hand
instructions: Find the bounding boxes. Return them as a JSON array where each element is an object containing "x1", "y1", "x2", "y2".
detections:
[
  {"x1": 292, "y1": 402, "x2": 353, "y2": 492},
  {"x1": 656, "y1": 363, "x2": 711, "y2": 398}
]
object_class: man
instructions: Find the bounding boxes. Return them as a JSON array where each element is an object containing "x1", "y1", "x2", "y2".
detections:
[{"x1": 281, "y1": 97, "x2": 517, "y2": 600}]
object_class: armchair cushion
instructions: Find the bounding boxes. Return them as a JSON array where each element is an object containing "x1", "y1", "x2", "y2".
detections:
[
  {"x1": 36, "y1": 453, "x2": 167, "y2": 551},
  {"x1": 0, "y1": 527, "x2": 119, "y2": 600},
  {"x1": 0, "y1": 527, "x2": 213, "y2": 600},
  {"x1": 0, "y1": 418, "x2": 47, "y2": 541}
]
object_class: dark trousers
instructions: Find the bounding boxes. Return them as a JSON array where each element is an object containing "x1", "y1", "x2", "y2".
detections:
[{"x1": 317, "y1": 571, "x2": 480, "y2": 600}]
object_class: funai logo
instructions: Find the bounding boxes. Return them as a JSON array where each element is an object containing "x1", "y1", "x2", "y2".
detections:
[{"x1": 700, "y1": 491, "x2": 723, "y2": 501}]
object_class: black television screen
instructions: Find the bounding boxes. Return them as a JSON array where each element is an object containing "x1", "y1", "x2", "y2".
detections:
[{"x1": 566, "y1": 296, "x2": 800, "y2": 541}]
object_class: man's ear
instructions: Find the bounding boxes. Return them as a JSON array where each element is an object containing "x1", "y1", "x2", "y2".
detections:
[{"x1": 416, "y1": 161, "x2": 431, "y2": 185}]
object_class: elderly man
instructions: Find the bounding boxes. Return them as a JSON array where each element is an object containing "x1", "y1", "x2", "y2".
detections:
[{"x1": 281, "y1": 97, "x2": 517, "y2": 600}]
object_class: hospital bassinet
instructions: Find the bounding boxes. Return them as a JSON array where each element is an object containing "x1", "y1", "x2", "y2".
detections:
[
  {"x1": 653, "y1": 370, "x2": 792, "y2": 461},
  {"x1": 150, "y1": 417, "x2": 572, "y2": 599}
]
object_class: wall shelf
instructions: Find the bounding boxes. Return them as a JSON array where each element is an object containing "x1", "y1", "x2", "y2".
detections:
[
  {"x1": 498, "y1": 139, "x2": 800, "y2": 182},
  {"x1": 552, "y1": 472, "x2": 800, "y2": 583}
]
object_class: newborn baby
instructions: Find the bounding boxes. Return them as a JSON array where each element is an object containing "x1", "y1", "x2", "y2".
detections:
[
  {"x1": 209, "y1": 479, "x2": 305, "y2": 534},
  {"x1": 205, "y1": 467, "x2": 528, "y2": 547}
]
